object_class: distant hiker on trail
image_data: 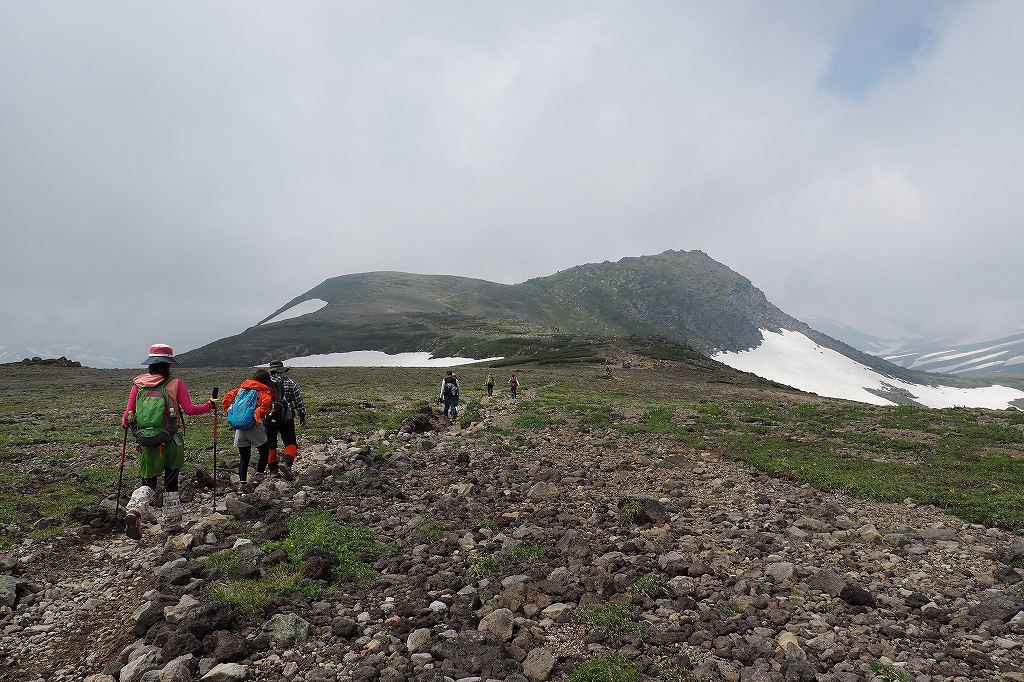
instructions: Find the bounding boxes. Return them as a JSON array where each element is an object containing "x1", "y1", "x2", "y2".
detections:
[
  {"x1": 485, "y1": 374, "x2": 494, "y2": 397},
  {"x1": 266, "y1": 360, "x2": 306, "y2": 482},
  {"x1": 223, "y1": 369, "x2": 276, "y2": 493},
  {"x1": 440, "y1": 370, "x2": 461, "y2": 422},
  {"x1": 121, "y1": 344, "x2": 216, "y2": 539},
  {"x1": 509, "y1": 373, "x2": 519, "y2": 398}
]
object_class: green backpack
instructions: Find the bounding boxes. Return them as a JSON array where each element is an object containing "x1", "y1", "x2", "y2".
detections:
[{"x1": 132, "y1": 379, "x2": 178, "y2": 446}]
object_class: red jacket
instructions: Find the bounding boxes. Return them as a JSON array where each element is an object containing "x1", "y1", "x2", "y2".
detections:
[{"x1": 222, "y1": 380, "x2": 273, "y2": 425}]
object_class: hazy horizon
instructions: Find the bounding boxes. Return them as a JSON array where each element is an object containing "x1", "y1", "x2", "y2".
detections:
[{"x1": 3, "y1": 2, "x2": 1023, "y2": 366}]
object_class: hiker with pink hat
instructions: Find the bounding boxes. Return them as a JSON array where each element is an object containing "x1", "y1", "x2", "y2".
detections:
[{"x1": 119, "y1": 344, "x2": 216, "y2": 539}]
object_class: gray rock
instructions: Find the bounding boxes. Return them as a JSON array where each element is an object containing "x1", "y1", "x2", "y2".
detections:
[
  {"x1": 969, "y1": 595, "x2": 1024, "y2": 622},
  {"x1": 478, "y1": 608, "x2": 515, "y2": 641},
  {"x1": 521, "y1": 647, "x2": 556, "y2": 681},
  {"x1": 883, "y1": 533, "x2": 910, "y2": 547},
  {"x1": 120, "y1": 647, "x2": 160, "y2": 682},
  {"x1": 199, "y1": 663, "x2": 247, "y2": 682},
  {"x1": 161, "y1": 630, "x2": 204, "y2": 660},
  {"x1": 177, "y1": 601, "x2": 236, "y2": 639},
  {"x1": 332, "y1": 616, "x2": 359, "y2": 638},
  {"x1": 204, "y1": 630, "x2": 246, "y2": 662},
  {"x1": 919, "y1": 526, "x2": 957, "y2": 541},
  {"x1": 0, "y1": 575, "x2": 27, "y2": 609},
  {"x1": 839, "y1": 584, "x2": 876, "y2": 607},
  {"x1": 159, "y1": 654, "x2": 195, "y2": 682},
  {"x1": 430, "y1": 630, "x2": 503, "y2": 674},
  {"x1": 555, "y1": 530, "x2": 588, "y2": 558},
  {"x1": 738, "y1": 666, "x2": 773, "y2": 682},
  {"x1": 224, "y1": 497, "x2": 257, "y2": 521},
  {"x1": 658, "y1": 550, "x2": 689, "y2": 573},
  {"x1": 1002, "y1": 539, "x2": 1024, "y2": 564},
  {"x1": 546, "y1": 567, "x2": 577, "y2": 589},
  {"x1": 407, "y1": 627, "x2": 432, "y2": 653},
  {"x1": 155, "y1": 566, "x2": 193, "y2": 590},
  {"x1": 265, "y1": 612, "x2": 311, "y2": 641},
  {"x1": 781, "y1": 657, "x2": 816, "y2": 681},
  {"x1": 32, "y1": 516, "x2": 61, "y2": 530},
  {"x1": 806, "y1": 569, "x2": 847, "y2": 596},
  {"x1": 410, "y1": 652, "x2": 434, "y2": 666},
  {"x1": 765, "y1": 562, "x2": 797, "y2": 582},
  {"x1": 540, "y1": 603, "x2": 572, "y2": 621},
  {"x1": 666, "y1": 575, "x2": 695, "y2": 597},
  {"x1": 133, "y1": 602, "x2": 166, "y2": 636},
  {"x1": 526, "y1": 482, "x2": 559, "y2": 500},
  {"x1": 301, "y1": 465, "x2": 325, "y2": 486},
  {"x1": 794, "y1": 516, "x2": 830, "y2": 532},
  {"x1": 617, "y1": 493, "x2": 668, "y2": 524}
]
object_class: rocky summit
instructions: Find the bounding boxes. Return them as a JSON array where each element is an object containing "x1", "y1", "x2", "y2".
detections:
[{"x1": 3, "y1": 398, "x2": 1024, "y2": 682}]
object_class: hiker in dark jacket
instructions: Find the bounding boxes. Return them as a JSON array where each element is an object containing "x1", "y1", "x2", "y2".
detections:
[
  {"x1": 266, "y1": 360, "x2": 306, "y2": 481},
  {"x1": 509, "y1": 373, "x2": 519, "y2": 398},
  {"x1": 440, "y1": 370, "x2": 461, "y2": 421},
  {"x1": 121, "y1": 344, "x2": 215, "y2": 539}
]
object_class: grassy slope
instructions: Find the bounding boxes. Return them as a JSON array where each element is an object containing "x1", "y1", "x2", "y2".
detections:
[{"x1": 3, "y1": 352, "x2": 1024, "y2": 551}]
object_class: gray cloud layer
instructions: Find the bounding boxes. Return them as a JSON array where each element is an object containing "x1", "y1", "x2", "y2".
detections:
[{"x1": 1, "y1": 1, "x2": 1021, "y2": 366}]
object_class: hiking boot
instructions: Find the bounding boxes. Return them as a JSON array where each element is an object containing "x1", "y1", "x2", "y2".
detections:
[
  {"x1": 279, "y1": 462, "x2": 294, "y2": 481},
  {"x1": 124, "y1": 513, "x2": 143, "y2": 541},
  {"x1": 253, "y1": 473, "x2": 265, "y2": 487},
  {"x1": 239, "y1": 481, "x2": 251, "y2": 494}
]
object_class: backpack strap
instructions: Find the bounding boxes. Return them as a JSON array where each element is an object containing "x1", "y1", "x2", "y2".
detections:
[{"x1": 162, "y1": 377, "x2": 183, "y2": 434}]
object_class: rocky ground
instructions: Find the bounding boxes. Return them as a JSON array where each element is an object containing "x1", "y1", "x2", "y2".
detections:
[{"x1": 3, "y1": 396, "x2": 1024, "y2": 682}]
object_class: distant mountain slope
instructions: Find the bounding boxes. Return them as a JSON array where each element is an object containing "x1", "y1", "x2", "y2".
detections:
[
  {"x1": 175, "y1": 250, "x2": 998, "y2": 396},
  {"x1": 182, "y1": 249, "x2": 828, "y2": 366},
  {"x1": 884, "y1": 332, "x2": 1024, "y2": 375},
  {"x1": 805, "y1": 316, "x2": 1024, "y2": 377}
]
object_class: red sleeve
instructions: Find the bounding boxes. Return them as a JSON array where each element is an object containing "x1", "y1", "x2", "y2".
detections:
[
  {"x1": 122, "y1": 384, "x2": 140, "y2": 428},
  {"x1": 253, "y1": 387, "x2": 273, "y2": 423},
  {"x1": 175, "y1": 379, "x2": 212, "y2": 417},
  {"x1": 222, "y1": 387, "x2": 239, "y2": 412}
]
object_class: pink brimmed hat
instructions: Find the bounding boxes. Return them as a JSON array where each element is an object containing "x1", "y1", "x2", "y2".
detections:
[{"x1": 142, "y1": 343, "x2": 179, "y2": 365}]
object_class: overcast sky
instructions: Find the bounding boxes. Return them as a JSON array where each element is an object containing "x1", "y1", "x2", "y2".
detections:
[{"x1": 2, "y1": 1, "x2": 1022, "y2": 366}]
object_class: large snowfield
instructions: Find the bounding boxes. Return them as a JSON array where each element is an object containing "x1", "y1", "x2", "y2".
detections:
[{"x1": 713, "y1": 329, "x2": 1024, "y2": 409}]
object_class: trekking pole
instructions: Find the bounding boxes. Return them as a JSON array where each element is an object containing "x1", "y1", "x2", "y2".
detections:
[
  {"x1": 211, "y1": 387, "x2": 219, "y2": 512},
  {"x1": 114, "y1": 426, "x2": 128, "y2": 526}
]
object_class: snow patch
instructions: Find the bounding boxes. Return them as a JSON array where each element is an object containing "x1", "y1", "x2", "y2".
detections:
[
  {"x1": 713, "y1": 329, "x2": 1024, "y2": 409},
  {"x1": 261, "y1": 299, "x2": 328, "y2": 325},
  {"x1": 266, "y1": 350, "x2": 503, "y2": 368}
]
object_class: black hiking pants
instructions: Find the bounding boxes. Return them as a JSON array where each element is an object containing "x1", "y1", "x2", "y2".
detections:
[{"x1": 142, "y1": 467, "x2": 179, "y2": 493}]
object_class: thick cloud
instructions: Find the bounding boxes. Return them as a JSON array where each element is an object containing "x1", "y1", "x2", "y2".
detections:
[{"x1": 0, "y1": 1, "x2": 1020, "y2": 366}]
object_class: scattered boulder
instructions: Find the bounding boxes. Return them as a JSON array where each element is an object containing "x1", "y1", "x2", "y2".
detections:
[
  {"x1": 969, "y1": 595, "x2": 1024, "y2": 622},
  {"x1": 265, "y1": 613, "x2": 311, "y2": 642},
  {"x1": 430, "y1": 630, "x2": 503, "y2": 675},
  {"x1": 806, "y1": 569, "x2": 847, "y2": 596},
  {"x1": 478, "y1": 608, "x2": 515, "y2": 641},
  {"x1": 839, "y1": 584, "x2": 876, "y2": 608},
  {"x1": 522, "y1": 647, "x2": 556, "y2": 681},
  {"x1": 0, "y1": 575, "x2": 27, "y2": 609},
  {"x1": 617, "y1": 493, "x2": 669, "y2": 524}
]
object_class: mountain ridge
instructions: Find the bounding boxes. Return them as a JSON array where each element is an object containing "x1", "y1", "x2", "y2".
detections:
[{"x1": 176, "y1": 250, "x2": 1010, "y2": 393}]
